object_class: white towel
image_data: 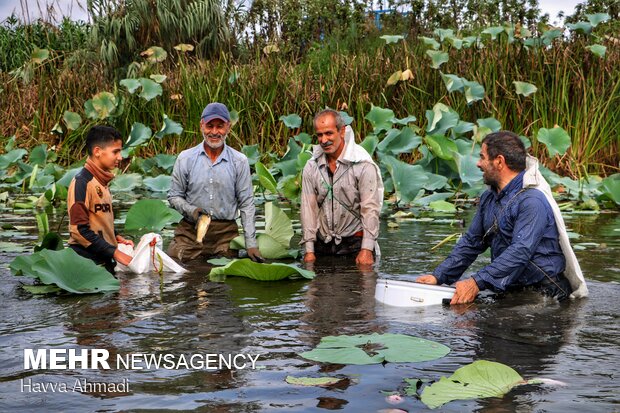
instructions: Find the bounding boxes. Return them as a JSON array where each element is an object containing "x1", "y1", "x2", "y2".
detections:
[{"x1": 523, "y1": 155, "x2": 588, "y2": 298}]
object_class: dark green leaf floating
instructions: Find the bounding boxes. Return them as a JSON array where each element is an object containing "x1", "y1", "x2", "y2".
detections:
[
  {"x1": 124, "y1": 199, "x2": 182, "y2": 234},
  {"x1": 208, "y1": 258, "x2": 315, "y2": 281},
  {"x1": 10, "y1": 249, "x2": 120, "y2": 294},
  {"x1": 300, "y1": 333, "x2": 450, "y2": 365},
  {"x1": 418, "y1": 360, "x2": 527, "y2": 409}
]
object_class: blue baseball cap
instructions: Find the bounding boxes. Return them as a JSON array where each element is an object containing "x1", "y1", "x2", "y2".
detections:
[{"x1": 201, "y1": 102, "x2": 230, "y2": 123}]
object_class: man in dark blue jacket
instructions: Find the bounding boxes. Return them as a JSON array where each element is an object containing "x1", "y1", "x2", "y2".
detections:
[{"x1": 416, "y1": 131, "x2": 572, "y2": 304}]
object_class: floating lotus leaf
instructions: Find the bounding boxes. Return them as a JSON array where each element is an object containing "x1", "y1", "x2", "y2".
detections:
[
  {"x1": 209, "y1": 259, "x2": 314, "y2": 281},
  {"x1": 300, "y1": 333, "x2": 450, "y2": 365},
  {"x1": 286, "y1": 376, "x2": 345, "y2": 387},
  {"x1": 124, "y1": 199, "x2": 182, "y2": 234},
  {"x1": 429, "y1": 200, "x2": 457, "y2": 212},
  {"x1": 419, "y1": 360, "x2": 526, "y2": 409}
]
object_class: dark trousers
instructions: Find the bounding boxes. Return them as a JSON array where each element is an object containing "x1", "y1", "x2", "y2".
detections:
[
  {"x1": 314, "y1": 234, "x2": 365, "y2": 256},
  {"x1": 507, "y1": 273, "x2": 573, "y2": 302}
]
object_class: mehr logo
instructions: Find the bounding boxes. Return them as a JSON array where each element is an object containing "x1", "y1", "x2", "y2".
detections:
[{"x1": 24, "y1": 349, "x2": 111, "y2": 370}]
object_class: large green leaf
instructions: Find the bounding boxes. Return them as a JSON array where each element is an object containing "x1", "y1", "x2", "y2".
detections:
[
  {"x1": 365, "y1": 105, "x2": 395, "y2": 132},
  {"x1": 600, "y1": 174, "x2": 620, "y2": 204},
  {"x1": 242, "y1": 144, "x2": 260, "y2": 165},
  {"x1": 120, "y1": 78, "x2": 141, "y2": 94},
  {"x1": 383, "y1": 155, "x2": 429, "y2": 205},
  {"x1": 537, "y1": 127, "x2": 571, "y2": 157},
  {"x1": 586, "y1": 44, "x2": 606, "y2": 58},
  {"x1": 279, "y1": 114, "x2": 302, "y2": 129},
  {"x1": 477, "y1": 117, "x2": 502, "y2": 132},
  {"x1": 481, "y1": 26, "x2": 505, "y2": 40},
  {"x1": 377, "y1": 127, "x2": 422, "y2": 155},
  {"x1": 463, "y1": 80, "x2": 485, "y2": 103},
  {"x1": 153, "y1": 154, "x2": 177, "y2": 172},
  {"x1": 124, "y1": 199, "x2": 182, "y2": 233},
  {"x1": 429, "y1": 200, "x2": 457, "y2": 212},
  {"x1": 440, "y1": 72, "x2": 464, "y2": 92},
  {"x1": 85, "y1": 92, "x2": 117, "y2": 120},
  {"x1": 63, "y1": 111, "x2": 82, "y2": 130},
  {"x1": 31, "y1": 249, "x2": 120, "y2": 294},
  {"x1": 57, "y1": 167, "x2": 81, "y2": 187},
  {"x1": 426, "y1": 103, "x2": 459, "y2": 136},
  {"x1": 420, "y1": 36, "x2": 440, "y2": 50},
  {"x1": 586, "y1": 12, "x2": 610, "y2": 26},
  {"x1": 300, "y1": 333, "x2": 450, "y2": 365},
  {"x1": 419, "y1": 360, "x2": 525, "y2": 409},
  {"x1": 141, "y1": 46, "x2": 167, "y2": 63},
  {"x1": 10, "y1": 253, "x2": 45, "y2": 276},
  {"x1": 274, "y1": 139, "x2": 303, "y2": 176},
  {"x1": 264, "y1": 202, "x2": 294, "y2": 246},
  {"x1": 286, "y1": 376, "x2": 345, "y2": 387},
  {"x1": 209, "y1": 258, "x2": 314, "y2": 281},
  {"x1": 513, "y1": 81, "x2": 538, "y2": 97},
  {"x1": 360, "y1": 134, "x2": 379, "y2": 156},
  {"x1": 434, "y1": 28, "x2": 454, "y2": 42},
  {"x1": 453, "y1": 140, "x2": 483, "y2": 186},
  {"x1": 124, "y1": 123, "x2": 152, "y2": 148},
  {"x1": 229, "y1": 234, "x2": 292, "y2": 259},
  {"x1": 110, "y1": 173, "x2": 143, "y2": 191},
  {"x1": 0, "y1": 148, "x2": 27, "y2": 169},
  {"x1": 424, "y1": 135, "x2": 457, "y2": 160},
  {"x1": 256, "y1": 162, "x2": 278, "y2": 193},
  {"x1": 28, "y1": 144, "x2": 48, "y2": 166},
  {"x1": 138, "y1": 78, "x2": 163, "y2": 101},
  {"x1": 426, "y1": 50, "x2": 449, "y2": 69},
  {"x1": 155, "y1": 114, "x2": 183, "y2": 139},
  {"x1": 143, "y1": 175, "x2": 172, "y2": 192},
  {"x1": 567, "y1": 21, "x2": 593, "y2": 34}
]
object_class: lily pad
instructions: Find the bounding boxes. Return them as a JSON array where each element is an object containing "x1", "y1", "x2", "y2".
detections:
[
  {"x1": 22, "y1": 284, "x2": 63, "y2": 295},
  {"x1": 365, "y1": 105, "x2": 395, "y2": 133},
  {"x1": 429, "y1": 200, "x2": 457, "y2": 212},
  {"x1": 155, "y1": 114, "x2": 183, "y2": 139},
  {"x1": 242, "y1": 144, "x2": 260, "y2": 165},
  {"x1": 286, "y1": 376, "x2": 345, "y2": 387},
  {"x1": 31, "y1": 249, "x2": 120, "y2": 294},
  {"x1": 209, "y1": 258, "x2": 314, "y2": 281},
  {"x1": 380, "y1": 35, "x2": 404, "y2": 44},
  {"x1": 10, "y1": 253, "x2": 45, "y2": 276},
  {"x1": 300, "y1": 333, "x2": 450, "y2": 365},
  {"x1": 141, "y1": 46, "x2": 167, "y2": 63},
  {"x1": 0, "y1": 149, "x2": 27, "y2": 169},
  {"x1": 419, "y1": 360, "x2": 526, "y2": 409},
  {"x1": 85, "y1": 92, "x2": 117, "y2": 120},
  {"x1": 256, "y1": 162, "x2": 278, "y2": 193},
  {"x1": 383, "y1": 156, "x2": 429, "y2": 205},
  {"x1": 586, "y1": 44, "x2": 606, "y2": 58},
  {"x1": 138, "y1": 78, "x2": 163, "y2": 101},
  {"x1": 124, "y1": 199, "x2": 182, "y2": 234}
]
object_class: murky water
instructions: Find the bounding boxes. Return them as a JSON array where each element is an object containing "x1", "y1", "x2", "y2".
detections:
[{"x1": 0, "y1": 200, "x2": 618, "y2": 412}]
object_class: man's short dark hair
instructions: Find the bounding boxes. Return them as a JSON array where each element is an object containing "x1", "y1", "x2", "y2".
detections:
[
  {"x1": 85, "y1": 125, "x2": 122, "y2": 156},
  {"x1": 482, "y1": 130, "x2": 526, "y2": 172},
  {"x1": 314, "y1": 109, "x2": 345, "y2": 130}
]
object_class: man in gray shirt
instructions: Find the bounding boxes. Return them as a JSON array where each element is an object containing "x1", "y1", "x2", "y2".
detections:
[
  {"x1": 301, "y1": 109, "x2": 383, "y2": 266},
  {"x1": 167, "y1": 102, "x2": 263, "y2": 262}
]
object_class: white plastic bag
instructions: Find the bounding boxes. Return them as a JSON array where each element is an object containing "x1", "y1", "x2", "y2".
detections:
[{"x1": 116, "y1": 233, "x2": 186, "y2": 274}]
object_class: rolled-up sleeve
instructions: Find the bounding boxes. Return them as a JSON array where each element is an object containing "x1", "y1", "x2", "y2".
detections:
[
  {"x1": 168, "y1": 155, "x2": 199, "y2": 222},
  {"x1": 235, "y1": 159, "x2": 257, "y2": 249},
  {"x1": 300, "y1": 163, "x2": 318, "y2": 253},
  {"x1": 358, "y1": 163, "x2": 382, "y2": 251},
  {"x1": 471, "y1": 196, "x2": 547, "y2": 291}
]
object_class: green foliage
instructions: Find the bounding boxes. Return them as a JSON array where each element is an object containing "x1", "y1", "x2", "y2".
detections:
[
  {"x1": 209, "y1": 259, "x2": 314, "y2": 281},
  {"x1": 124, "y1": 199, "x2": 182, "y2": 234}
]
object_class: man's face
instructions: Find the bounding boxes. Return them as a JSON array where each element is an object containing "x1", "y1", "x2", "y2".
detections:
[
  {"x1": 314, "y1": 114, "x2": 345, "y2": 156},
  {"x1": 93, "y1": 140, "x2": 123, "y2": 171},
  {"x1": 477, "y1": 143, "x2": 501, "y2": 188},
  {"x1": 201, "y1": 118, "x2": 230, "y2": 149}
]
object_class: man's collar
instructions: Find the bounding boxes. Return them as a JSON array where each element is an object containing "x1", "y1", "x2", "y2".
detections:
[
  {"x1": 199, "y1": 143, "x2": 230, "y2": 163},
  {"x1": 495, "y1": 171, "x2": 525, "y2": 200}
]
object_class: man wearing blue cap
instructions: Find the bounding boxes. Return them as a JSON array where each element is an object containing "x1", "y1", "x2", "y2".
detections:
[{"x1": 167, "y1": 102, "x2": 263, "y2": 262}]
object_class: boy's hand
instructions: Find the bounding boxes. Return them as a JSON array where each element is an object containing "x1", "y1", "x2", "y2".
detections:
[
  {"x1": 114, "y1": 249, "x2": 133, "y2": 266},
  {"x1": 116, "y1": 235, "x2": 134, "y2": 248}
]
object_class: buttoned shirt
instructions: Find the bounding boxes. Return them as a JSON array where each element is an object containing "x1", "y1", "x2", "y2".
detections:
[
  {"x1": 433, "y1": 172, "x2": 565, "y2": 292},
  {"x1": 300, "y1": 151, "x2": 382, "y2": 253},
  {"x1": 168, "y1": 143, "x2": 257, "y2": 248}
]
